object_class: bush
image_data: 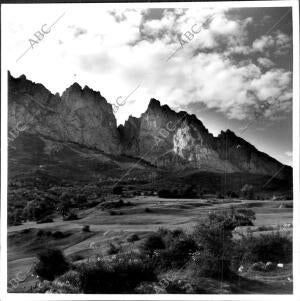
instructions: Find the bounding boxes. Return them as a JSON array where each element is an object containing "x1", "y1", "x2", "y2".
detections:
[
  {"x1": 158, "y1": 237, "x2": 198, "y2": 269},
  {"x1": 241, "y1": 184, "x2": 254, "y2": 199},
  {"x1": 8, "y1": 211, "x2": 23, "y2": 226},
  {"x1": 158, "y1": 189, "x2": 174, "y2": 198},
  {"x1": 141, "y1": 233, "x2": 165, "y2": 254},
  {"x1": 34, "y1": 248, "x2": 69, "y2": 281},
  {"x1": 107, "y1": 243, "x2": 120, "y2": 255},
  {"x1": 227, "y1": 191, "x2": 239, "y2": 198},
  {"x1": 70, "y1": 254, "x2": 84, "y2": 262},
  {"x1": 191, "y1": 211, "x2": 238, "y2": 279},
  {"x1": 76, "y1": 194, "x2": 87, "y2": 206},
  {"x1": 217, "y1": 193, "x2": 224, "y2": 199},
  {"x1": 233, "y1": 232, "x2": 292, "y2": 264},
  {"x1": 191, "y1": 251, "x2": 232, "y2": 279},
  {"x1": 234, "y1": 208, "x2": 256, "y2": 226},
  {"x1": 24, "y1": 198, "x2": 55, "y2": 222},
  {"x1": 37, "y1": 229, "x2": 45, "y2": 237},
  {"x1": 57, "y1": 270, "x2": 81, "y2": 293},
  {"x1": 112, "y1": 186, "x2": 123, "y2": 195},
  {"x1": 64, "y1": 212, "x2": 78, "y2": 221},
  {"x1": 127, "y1": 234, "x2": 140, "y2": 242},
  {"x1": 52, "y1": 231, "x2": 66, "y2": 239},
  {"x1": 77, "y1": 253, "x2": 156, "y2": 293},
  {"x1": 82, "y1": 225, "x2": 90, "y2": 232}
]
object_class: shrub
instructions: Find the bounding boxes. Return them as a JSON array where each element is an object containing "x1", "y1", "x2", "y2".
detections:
[
  {"x1": 56, "y1": 270, "x2": 81, "y2": 293},
  {"x1": 24, "y1": 198, "x2": 55, "y2": 221},
  {"x1": 141, "y1": 233, "x2": 165, "y2": 254},
  {"x1": 37, "y1": 229, "x2": 45, "y2": 237},
  {"x1": 227, "y1": 191, "x2": 239, "y2": 198},
  {"x1": 233, "y1": 232, "x2": 292, "y2": 264},
  {"x1": 158, "y1": 237, "x2": 198, "y2": 269},
  {"x1": 191, "y1": 211, "x2": 238, "y2": 279},
  {"x1": 158, "y1": 189, "x2": 174, "y2": 198},
  {"x1": 234, "y1": 208, "x2": 256, "y2": 226},
  {"x1": 64, "y1": 212, "x2": 78, "y2": 221},
  {"x1": 76, "y1": 194, "x2": 87, "y2": 206},
  {"x1": 58, "y1": 193, "x2": 73, "y2": 217},
  {"x1": 77, "y1": 253, "x2": 156, "y2": 293},
  {"x1": 191, "y1": 251, "x2": 232, "y2": 279},
  {"x1": 127, "y1": 234, "x2": 140, "y2": 242},
  {"x1": 107, "y1": 243, "x2": 120, "y2": 255},
  {"x1": 241, "y1": 184, "x2": 254, "y2": 199},
  {"x1": 34, "y1": 248, "x2": 69, "y2": 281},
  {"x1": 82, "y1": 225, "x2": 90, "y2": 232},
  {"x1": 112, "y1": 186, "x2": 123, "y2": 195},
  {"x1": 217, "y1": 193, "x2": 224, "y2": 199},
  {"x1": 70, "y1": 254, "x2": 84, "y2": 262},
  {"x1": 52, "y1": 231, "x2": 66, "y2": 239}
]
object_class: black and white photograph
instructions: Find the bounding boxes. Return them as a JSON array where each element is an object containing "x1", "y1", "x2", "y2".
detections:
[{"x1": 1, "y1": 0, "x2": 299, "y2": 299}]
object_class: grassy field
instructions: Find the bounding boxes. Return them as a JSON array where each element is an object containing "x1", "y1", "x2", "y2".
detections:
[{"x1": 7, "y1": 196, "x2": 293, "y2": 294}]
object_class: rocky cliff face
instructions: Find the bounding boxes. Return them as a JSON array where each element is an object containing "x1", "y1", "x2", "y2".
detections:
[
  {"x1": 8, "y1": 72, "x2": 120, "y2": 154},
  {"x1": 118, "y1": 99, "x2": 287, "y2": 177},
  {"x1": 8, "y1": 72, "x2": 290, "y2": 179}
]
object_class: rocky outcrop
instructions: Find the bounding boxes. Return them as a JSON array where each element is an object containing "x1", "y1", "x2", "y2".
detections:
[
  {"x1": 8, "y1": 72, "x2": 120, "y2": 153},
  {"x1": 8, "y1": 72, "x2": 291, "y2": 179},
  {"x1": 118, "y1": 99, "x2": 288, "y2": 178}
]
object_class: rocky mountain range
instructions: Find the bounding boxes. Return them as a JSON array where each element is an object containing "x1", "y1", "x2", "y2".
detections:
[{"x1": 8, "y1": 72, "x2": 292, "y2": 181}]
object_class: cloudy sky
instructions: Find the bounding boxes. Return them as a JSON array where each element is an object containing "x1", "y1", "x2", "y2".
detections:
[{"x1": 3, "y1": 4, "x2": 293, "y2": 165}]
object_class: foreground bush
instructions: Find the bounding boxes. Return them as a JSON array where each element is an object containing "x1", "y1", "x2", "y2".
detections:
[
  {"x1": 191, "y1": 250, "x2": 232, "y2": 279},
  {"x1": 141, "y1": 234, "x2": 165, "y2": 255},
  {"x1": 127, "y1": 233, "x2": 140, "y2": 242},
  {"x1": 77, "y1": 253, "x2": 157, "y2": 293},
  {"x1": 155, "y1": 229, "x2": 198, "y2": 269},
  {"x1": 34, "y1": 248, "x2": 69, "y2": 281},
  {"x1": 233, "y1": 231, "x2": 292, "y2": 265},
  {"x1": 191, "y1": 211, "x2": 242, "y2": 279}
]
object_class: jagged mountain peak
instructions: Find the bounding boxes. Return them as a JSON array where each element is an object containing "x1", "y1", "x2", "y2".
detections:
[
  {"x1": 148, "y1": 98, "x2": 161, "y2": 108},
  {"x1": 8, "y1": 72, "x2": 291, "y2": 179}
]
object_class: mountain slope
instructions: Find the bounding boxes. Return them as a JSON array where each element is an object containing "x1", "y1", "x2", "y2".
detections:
[
  {"x1": 119, "y1": 98, "x2": 290, "y2": 179},
  {"x1": 8, "y1": 72, "x2": 292, "y2": 181}
]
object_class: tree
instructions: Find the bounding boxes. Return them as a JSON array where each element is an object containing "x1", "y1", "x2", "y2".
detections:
[
  {"x1": 112, "y1": 186, "x2": 123, "y2": 195},
  {"x1": 35, "y1": 248, "x2": 69, "y2": 281},
  {"x1": 75, "y1": 194, "x2": 87, "y2": 208},
  {"x1": 24, "y1": 198, "x2": 54, "y2": 222},
  {"x1": 58, "y1": 193, "x2": 73, "y2": 217},
  {"x1": 241, "y1": 184, "x2": 254, "y2": 199}
]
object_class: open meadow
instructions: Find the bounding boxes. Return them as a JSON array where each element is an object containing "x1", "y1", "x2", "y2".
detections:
[{"x1": 8, "y1": 195, "x2": 293, "y2": 294}]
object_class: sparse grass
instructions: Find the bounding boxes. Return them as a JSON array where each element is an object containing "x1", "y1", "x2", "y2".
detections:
[{"x1": 8, "y1": 196, "x2": 293, "y2": 294}]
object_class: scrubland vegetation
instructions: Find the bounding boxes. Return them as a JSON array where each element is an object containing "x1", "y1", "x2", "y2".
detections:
[
  {"x1": 7, "y1": 176, "x2": 293, "y2": 294},
  {"x1": 24, "y1": 209, "x2": 292, "y2": 294}
]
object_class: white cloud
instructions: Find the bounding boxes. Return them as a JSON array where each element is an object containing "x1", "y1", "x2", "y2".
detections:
[
  {"x1": 252, "y1": 35, "x2": 275, "y2": 52},
  {"x1": 285, "y1": 151, "x2": 292, "y2": 157},
  {"x1": 257, "y1": 57, "x2": 275, "y2": 68},
  {"x1": 3, "y1": 5, "x2": 292, "y2": 125},
  {"x1": 252, "y1": 31, "x2": 291, "y2": 56}
]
